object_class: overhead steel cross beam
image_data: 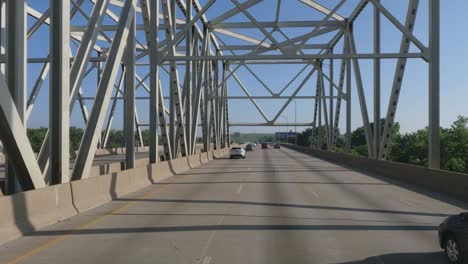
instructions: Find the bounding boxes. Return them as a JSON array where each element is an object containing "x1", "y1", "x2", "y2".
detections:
[
  {"x1": 298, "y1": 0, "x2": 345, "y2": 21},
  {"x1": 210, "y1": 0, "x2": 263, "y2": 25}
]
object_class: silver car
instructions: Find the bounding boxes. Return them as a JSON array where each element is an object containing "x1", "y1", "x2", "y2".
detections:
[{"x1": 230, "y1": 147, "x2": 246, "y2": 159}]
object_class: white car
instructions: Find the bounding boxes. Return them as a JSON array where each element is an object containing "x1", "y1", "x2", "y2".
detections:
[{"x1": 230, "y1": 147, "x2": 246, "y2": 159}]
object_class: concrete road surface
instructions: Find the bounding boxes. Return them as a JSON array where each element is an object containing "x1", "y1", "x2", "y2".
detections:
[{"x1": 0, "y1": 147, "x2": 466, "y2": 263}]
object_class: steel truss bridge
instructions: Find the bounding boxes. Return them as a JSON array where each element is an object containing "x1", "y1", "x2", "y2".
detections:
[{"x1": 0, "y1": 0, "x2": 440, "y2": 196}]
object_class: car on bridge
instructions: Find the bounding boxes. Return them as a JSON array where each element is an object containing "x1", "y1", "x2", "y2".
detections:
[
  {"x1": 274, "y1": 143, "x2": 281, "y2": 149},
  {"x1": 439, "y1": 212, "x2": 468, "y2": 263},
  {"x1": 245, "y1": 144, "x2": 254, "y2": 151},
  {"x1": 230, "y1": 147, "x2": 246, "y2": 159},
  {"x1": 261, "y1": 143, "x2": 268, "y2": 149}
]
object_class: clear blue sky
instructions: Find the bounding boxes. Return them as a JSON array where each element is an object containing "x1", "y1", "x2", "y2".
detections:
[{"x1": 26, "y1": 0, "x2": 468, "y2": 136}]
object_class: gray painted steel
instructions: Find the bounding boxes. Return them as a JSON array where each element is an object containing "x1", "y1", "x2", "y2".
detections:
[{"x1": 0, "y1": 1, "x2": 442, "y2": 198}]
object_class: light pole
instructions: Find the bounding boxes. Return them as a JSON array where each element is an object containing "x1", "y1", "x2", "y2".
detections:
[{"x1": 294, "y1": 100, "x2": 297, "y2": 145}]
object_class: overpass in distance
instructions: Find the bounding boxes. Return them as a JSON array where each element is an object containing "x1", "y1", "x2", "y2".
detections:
[{"x1": 1, "y1": 0, "x2": 467, "y2": 263}]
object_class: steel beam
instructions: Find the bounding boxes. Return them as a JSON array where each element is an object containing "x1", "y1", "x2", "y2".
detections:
[
  {"x1": 162, "y1": 0, "x2": 188, "y2": 158},
  {"x1": 36, "y1": 0, "x2": 112, "y2": 175},
  {"x1": 49, "y1": 0, "x2": 70, "y2": 184},
  {"x1": 345, "y1": 31, "x2": 351, "y2": 153},
  {"x1": 378, "y1": 0, "x2": 419, "y2": 160},
  {"x1": 348, "y1": 30, "x2": 374, "y2": 158},
  {"x1": 373, "y1": 1, "x2": 381, "y2": 160},
  {"x1": 71, "y1": 0, "x2": 136, "y2": 181},
  {"x1": 0, "y1": 74, "x2": 45, "y2": 190},
  {"x1": 125, "y1": 14, "x2": 136, "y2": 169},
  {"x1": 428, "y1": 0, "x2": 440, "y2": 169},
  {"x1": 162, "y1": 52, "x2": 424, "y2": 61},
  {"x1": 5, "y1": 0, "x2": 27, "y2": 193}
]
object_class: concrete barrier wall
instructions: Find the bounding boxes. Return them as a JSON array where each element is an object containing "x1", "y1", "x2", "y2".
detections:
[
  {"x1": 0, "y1": 148, "x2": 228, "y2": 246},
  {"x1": 284, "y1": 144, "x2": 468, "y2": 202}
]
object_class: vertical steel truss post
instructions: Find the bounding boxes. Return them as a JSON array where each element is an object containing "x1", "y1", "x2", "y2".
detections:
[
  {"x1": 373, "y1": 0, "x2": 381, "y2": 159},
  {"x1": 203, "y1": 61, "x2": 211, "y2": 152},
  {"x1": 5, "y1": 0, "x2": 27, "y2": 193},
  {"x1": 50, "y1": 0, "x2": 70, "y2": 184},
  {"x1": 311, "y1": 62, "x2": 319, "y2": 149},
  {"x1": 149, "y1": 0, "x2": 160, "y2": 163},
  {"x1": 223, "y1": 62, "x2": 231, "y2": 148},
  {"x1": 329, "y1": 48, "x2": 334, "y2": 151},
  {"x1": 184, "y1": 0, "x2": 193, "y2": 155},
  {"x1": 220, "y1": 61, "x2": 228, "y2": 148},
  {"x1": 191, "y1": 27, "x2": 210, "y2": 153},
  {"x1": 161, "y1": 0, "x2": 188, "y2": 158},
  {"x1": 317, "y1": 64, "x2": 322, "y2": 149},
  {"x1": 345, "y1": 28, "x2": 352, "y2": 153},
  {"x1": 428, "y1": 0, "x2": 440, "y2": 169},
  {"x1": 124, "y1": 13, "x2": 136, "y2": 169},
  {"x1": 190, "y1": 29, "x2": 199, "y2": 154},
  {"x1": 211, "y1": 60, "x2": 220, "y2": 150}
]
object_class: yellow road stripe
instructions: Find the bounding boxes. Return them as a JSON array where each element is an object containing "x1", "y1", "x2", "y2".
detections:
[{"x1": 8, "y1": 184, "x2": 172, "y2": 264}]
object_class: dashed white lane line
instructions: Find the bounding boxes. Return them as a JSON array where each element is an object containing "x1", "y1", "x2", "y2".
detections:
[
  {"x1": 311, "y1": 191, "x2": 319, "y2": 198},
  {"x1": 237, "y1": 184, "x2": 243, "y2": 194},
  {"x1": 400, "y1": 198, "x2": 416, "y2": 207},
  {"x1": 198, "y1": 208, "x2": 228, "y2": 263},
  {"x1": 202, "y1": 256, "x2": 212, "y2": 264}
]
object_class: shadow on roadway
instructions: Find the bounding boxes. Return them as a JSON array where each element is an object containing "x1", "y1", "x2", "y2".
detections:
[
  {"x1": 152, "y1": 181, "x2": 389, "y2": 185},
  {"x1": 336, "y1": 251, "x2": 446, "y2": 264},
  {"x1": 177, "y1": 169, "x2": 351, "y2": 175},
  {"x1": 26, "y1": 223, "x2": 438, "y2": 237},
  {"x1": 110, "y1": 212, "x2": 436, "y2": 224},
  {"x1": 114, "y1": 198, "x2": 450, "y2": 217}
]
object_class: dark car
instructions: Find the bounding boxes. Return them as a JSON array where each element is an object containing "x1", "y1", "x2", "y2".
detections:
[
  {"x1": 245, "y1": 144, "x2": 254, "y2": 151},
  {"x1": 274, "y1": 143, "x2": 281, "y2": 149},
  {"x1": 261, "y1": 143, "x2": 268, "y2": 149},
  {"x1": 439, "y1": 212, "x2": 468, "y2": 263}
]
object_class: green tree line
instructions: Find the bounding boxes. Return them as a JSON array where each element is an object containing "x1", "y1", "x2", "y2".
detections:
[
  {"x1": 26, "y1": 127, "x2": 192, "y2": 154},
  {"x1": 27, "y1": 127, "x2": 155, "y2": 153},
  {"x1": 296, "y1": 116, "x2": 468, "y2": 174}
]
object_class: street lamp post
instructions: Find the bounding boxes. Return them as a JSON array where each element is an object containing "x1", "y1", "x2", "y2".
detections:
[{"x1": 294, "y1": 100, "x2": 297, "y2": 145}]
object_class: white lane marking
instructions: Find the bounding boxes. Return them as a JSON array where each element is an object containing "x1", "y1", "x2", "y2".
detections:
[
  {"x1": 311, "y1": 191, "x2": 319, "y2": 198},
  {"x1": 202, "y1": 256, "x2": 212, "y2": 264},
  {"x1": 199, "y1": 208, "x2": 228, "y2": 262},
  {"x1": 400, "y1": 198, "x2": 416, "y2": 207},
  {"x1": 237, "y1": 184, "x2": 243, "y2": 194}
]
